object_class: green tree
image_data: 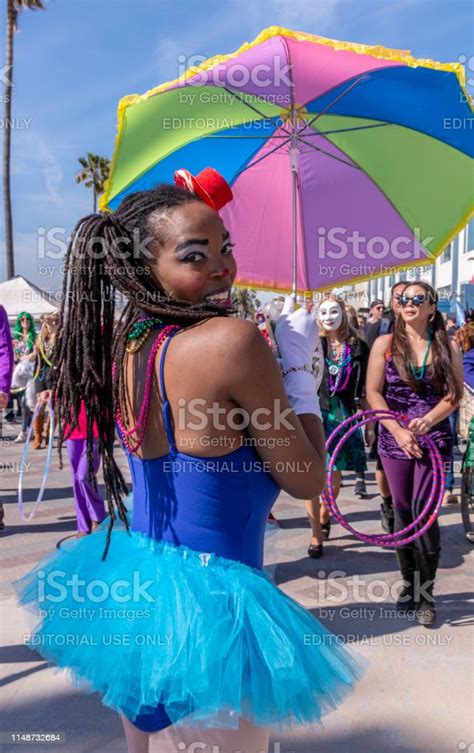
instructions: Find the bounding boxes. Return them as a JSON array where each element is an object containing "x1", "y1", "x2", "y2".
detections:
[
  {"x1": 3, "y1": 0, "x2": 45, "y2": 279},
  {"x1": 75, "y1": 153, "x2": 110, "y2": 213},
  {"x1": 232, "y1": 288, "x2": 261, "y2": 320}
]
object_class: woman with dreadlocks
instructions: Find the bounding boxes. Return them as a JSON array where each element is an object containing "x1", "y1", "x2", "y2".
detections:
[{"x1": 14, "y1": 169, "x2": 363, "y2": 752}]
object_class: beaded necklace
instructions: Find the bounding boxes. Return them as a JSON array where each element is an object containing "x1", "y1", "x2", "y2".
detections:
[
  {"x1": 125, "y1": 317, "x2": 164, "y2": 353},
  {"x1": 325, "y1": 341, "x2": 353, "y2": 395},
  {"x1": 116, "y1": 321, "x2": 181, "y2": 453},
  {"x1": 409, "y1": 336, "x2": 432, "y2": 380},
  {"x1": 37, "y1": 328, "x2": 55, "y2": 367}
]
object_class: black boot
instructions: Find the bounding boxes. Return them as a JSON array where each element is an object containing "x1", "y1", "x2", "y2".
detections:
[
  {"x1": 395, "y1": 548, "x2": 417, "y2": 612},
  {"x1": 380, "y1": 496, "x2": 394, "y2": 533},
  {"x1": 414, "y1": 550, "x2": 440, "y2": 627}
]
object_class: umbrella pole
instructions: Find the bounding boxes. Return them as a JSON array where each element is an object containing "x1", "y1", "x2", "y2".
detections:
[{"x1": 290, "y1": 105, "x2": 299, "y2": 302}]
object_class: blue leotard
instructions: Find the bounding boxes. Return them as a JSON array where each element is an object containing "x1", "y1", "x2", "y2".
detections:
[{"x1": 125, "y1": 330, "x2": 280, "y2": 730}]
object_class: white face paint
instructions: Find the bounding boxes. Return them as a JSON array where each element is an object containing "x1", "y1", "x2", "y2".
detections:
[{"x1": 318, "y1": 301, "x2": 343, "y2": 332}]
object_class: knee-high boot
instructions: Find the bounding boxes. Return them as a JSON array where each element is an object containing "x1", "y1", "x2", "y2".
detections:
[
  {"x1": 395, "y1": 547, "x2": 417, "y2": 611},
  {"x1": 414, "y1": 550, "x2": 440, "y2": 626}
]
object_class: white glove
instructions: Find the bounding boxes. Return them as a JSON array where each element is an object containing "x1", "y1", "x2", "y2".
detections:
[{"x1": 274, "y1": 296, "x2": 322, "y2": 418}]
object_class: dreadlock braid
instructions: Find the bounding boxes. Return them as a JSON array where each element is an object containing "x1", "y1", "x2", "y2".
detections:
[{"x1": 53, "y1": 184, "x2": 235, "y2": 560}]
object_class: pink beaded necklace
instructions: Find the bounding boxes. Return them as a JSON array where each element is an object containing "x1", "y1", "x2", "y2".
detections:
[{"x1": 115, "y1": 323, "x2": 181, "y2": 454}]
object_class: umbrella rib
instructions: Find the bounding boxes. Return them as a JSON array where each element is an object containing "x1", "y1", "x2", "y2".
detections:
[
  {"x1": 298, "y1": 75, "x2": 368, "y2": 133},
  {"x1": 206, "y1": 134, "x2": 290, "y2": 138},
  {"x1": 232, "y1": 135, "x2": 293, "y2": 178},
  {"x1": 296, "y1": 122, "x2": 390, "y2": 137},
  {"x1": 296, "y1": 134, "x2": 362, "y2": 169},
  {"x1": 222, "y1": 86, "x2": 279, "y2": 122}
]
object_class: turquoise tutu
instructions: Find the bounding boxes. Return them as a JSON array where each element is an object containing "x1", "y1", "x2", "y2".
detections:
[{"x1": 13, "y1": 509, "x2": 364, "y2": 730}]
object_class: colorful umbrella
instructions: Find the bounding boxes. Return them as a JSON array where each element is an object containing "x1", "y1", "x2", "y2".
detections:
[{"x1": 101, "y1": 26, "x2": 473, "y2": 294}]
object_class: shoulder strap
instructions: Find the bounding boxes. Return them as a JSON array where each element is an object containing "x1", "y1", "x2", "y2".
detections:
[{"x1": 158, "y1": 331, "x2": 180, "y2": 454}]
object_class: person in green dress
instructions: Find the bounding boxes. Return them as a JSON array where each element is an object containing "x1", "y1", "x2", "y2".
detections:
[{"x1": 306, "y1": 296, "x2": 369, "y2": 558}]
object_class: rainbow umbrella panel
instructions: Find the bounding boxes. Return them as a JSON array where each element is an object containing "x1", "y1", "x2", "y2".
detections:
[{"x1": 101, "y1": 26, "x2": 474, "y2": 294}]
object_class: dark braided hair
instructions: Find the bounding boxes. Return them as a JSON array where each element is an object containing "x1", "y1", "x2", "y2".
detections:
[{"x1": 53, "y1": 184, "x2": 234, "y2": 559}]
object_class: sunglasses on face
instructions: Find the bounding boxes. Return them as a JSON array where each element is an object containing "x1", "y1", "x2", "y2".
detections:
[{"x1": 399, "y1": 294, "x2": 427, "y2": 307}]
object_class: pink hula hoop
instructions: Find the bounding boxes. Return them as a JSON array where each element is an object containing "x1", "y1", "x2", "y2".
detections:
[{"x1": 321, "y1": 409, "x2": 445, "y2": 548}]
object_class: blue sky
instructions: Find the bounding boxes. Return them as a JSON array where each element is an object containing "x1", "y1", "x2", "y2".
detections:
[{"x1": 0, "y1": 0, "x2": 472, "y2": 291}]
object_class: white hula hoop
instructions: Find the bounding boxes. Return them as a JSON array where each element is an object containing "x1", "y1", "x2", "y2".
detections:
[{"x1": 18, "y1": 398, "x2": 55, "y2": 522}]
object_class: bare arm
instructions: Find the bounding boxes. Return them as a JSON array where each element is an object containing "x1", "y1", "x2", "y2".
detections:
[{"x1": 366, "y1": 336, "x2": 404, "y2": 434}]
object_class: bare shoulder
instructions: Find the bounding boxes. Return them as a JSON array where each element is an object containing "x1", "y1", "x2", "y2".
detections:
[
  {"x1": 173, "y1": 316, "x2": 264, "y2": 358},
  {"x1": 371, "y1": 333, "x2": 392, "y2": 355}
]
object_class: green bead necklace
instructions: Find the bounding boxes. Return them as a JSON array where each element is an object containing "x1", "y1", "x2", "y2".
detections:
[
  {"x1": 126, "y1": 317, "x2": 164, "y2": 353},
  {"x1": 409, "y1": 335, "x2": 432, "y2": 380}
]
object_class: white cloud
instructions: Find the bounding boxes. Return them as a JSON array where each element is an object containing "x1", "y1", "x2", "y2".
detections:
[{"x1": 11, "y1": 131, "x2": 64, "y2": 207}]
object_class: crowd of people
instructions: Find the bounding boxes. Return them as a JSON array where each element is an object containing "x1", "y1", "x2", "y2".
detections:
[
  {"x1": 0, "y1": 306, "x2": 106, "y2": 535},
  {"x1": 1, "y1": 293, "x2": 473, "y2": 557},
  {"x1": 1, "y1": 171, "x2": 473, "y2": 751}
]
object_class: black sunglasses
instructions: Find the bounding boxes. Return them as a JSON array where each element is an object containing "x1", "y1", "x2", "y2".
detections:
[{"x1": 399, "y1": 294, "x2": 427, "y2": 307}]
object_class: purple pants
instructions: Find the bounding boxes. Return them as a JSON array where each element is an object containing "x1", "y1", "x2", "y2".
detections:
[
  {"x1": 380, "y1": 453, "x2": 448, "y2": 554},
  {"x1": 66, "y1": 439, "x2": 106, "y2": 532}
]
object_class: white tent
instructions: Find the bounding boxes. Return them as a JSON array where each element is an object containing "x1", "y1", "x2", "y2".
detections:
[{"x1": 0, "y1": 275, "x2": 58, "y2": 321}]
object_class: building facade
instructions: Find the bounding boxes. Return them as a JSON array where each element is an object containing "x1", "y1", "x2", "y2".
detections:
[{"x1": 347, "y1": 220, "x2": 474, "y2": 313}]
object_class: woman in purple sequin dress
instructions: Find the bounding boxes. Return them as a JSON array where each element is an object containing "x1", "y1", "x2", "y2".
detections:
[{"x1": 367, "y1": 282, "x2": 463, "y2": 626}]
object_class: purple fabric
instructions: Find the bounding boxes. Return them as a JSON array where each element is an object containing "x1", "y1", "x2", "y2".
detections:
[
  {"x1": 168, "y1": 36, "x2": 291, "y2": 105},
  {"x1": 221, "y1": 123, "x2": 307, "y2": 291},
  {"x1": 380, "y1": 453, "x2": 449, "y2": 513},
  {"x1": 66, "y1": 439, "x2": 106, "y2": 533},
  {"x1": 379, "y1": 453, "x2": 446, "y2": 553},
  {"x1": 378, "y1": 357, "x2": 453, "y2": 460},
  {"x1": 297, "y1": 133, "x2": 427, "y2": 290},
  {"x1": 463, "y1": 347, "x2": 474, "y2": 390},
  {"x1": 0, "y1": 305, "x2": 14, "y2": 395}
]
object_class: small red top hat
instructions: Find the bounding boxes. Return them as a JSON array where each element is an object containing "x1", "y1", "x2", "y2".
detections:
[{"x1": 174, "y1": 167, "x2": 233, "y2": 212}]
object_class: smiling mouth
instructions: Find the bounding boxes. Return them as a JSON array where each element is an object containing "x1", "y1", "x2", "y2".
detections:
[{"x1": 204, "y1": 287, "x2": 232, "y2": 306}]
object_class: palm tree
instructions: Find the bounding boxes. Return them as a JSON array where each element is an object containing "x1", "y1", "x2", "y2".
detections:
[
  {"x1": 75, "y1": 154, "x2": 110, "y2": 213},
  {"x1": 3, "y1": 0, "x2": 45, "y2": 279},
  {"x1": 232, "y1": 288, "x2": 261, "y2": 320}
]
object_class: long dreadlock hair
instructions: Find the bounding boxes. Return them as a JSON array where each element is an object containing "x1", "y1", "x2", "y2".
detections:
[{"x1": 53, "y1": 184, "x2": 234, "y2": 560}]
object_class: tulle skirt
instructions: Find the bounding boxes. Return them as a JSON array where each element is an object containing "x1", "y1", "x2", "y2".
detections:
[{"x1": 13, "y1": 505, "x2": 364, "y2": 731}]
